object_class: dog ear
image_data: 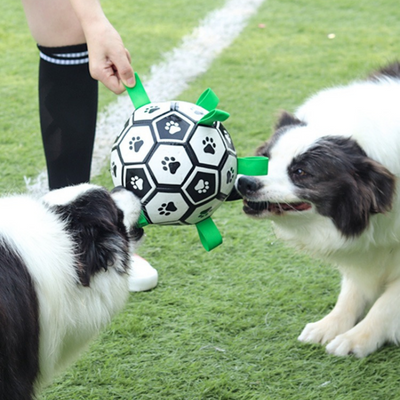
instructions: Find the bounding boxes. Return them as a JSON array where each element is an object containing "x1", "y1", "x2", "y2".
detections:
[
  {"x1": 275, "y1": 111, "x2": 305, "y2": 130},
  {"x1": 52, "y1": 190, "x2": 130, "y2": 286},
  {"x1": 329, "y1": 157, "x2": 395, "y2": 237},
  {"x1": 369, "y1": 61, "x2": 400, "y2": 81},
  {"x1": 256, "y1": 112, "x2": 306, "y2": 159},
  {"x1": 356, "y1": 158, "x2": 395, "y2": 214}
]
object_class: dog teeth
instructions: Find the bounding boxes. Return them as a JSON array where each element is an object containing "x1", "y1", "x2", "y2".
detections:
[
  {"x1": 245, "y1": 200, "x2": 311, "y2": 213},
  {"x1": 247, "y1": 201, "x2": 268, "y2": 211}
]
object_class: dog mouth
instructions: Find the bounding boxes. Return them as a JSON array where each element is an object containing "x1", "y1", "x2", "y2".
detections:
[{"x1": 243, "y1": 199, "x2": 312, "y2": 215}]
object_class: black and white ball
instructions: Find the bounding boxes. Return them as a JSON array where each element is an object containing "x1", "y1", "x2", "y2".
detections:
[{"x1": 111, "y1": 101, "x2": 237, "y2": 225}]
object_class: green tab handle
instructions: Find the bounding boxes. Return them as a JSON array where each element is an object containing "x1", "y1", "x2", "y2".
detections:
[
  {"x1": 136, "y1": 210, "x2": 150, "y2": 228},
  {"x1": 196, "y1": 88, "x2": 219, "y2": 111},
  {"x1": 125, "y1": 73, "x2": 151, "y2": 110},
  {"x1": 237, "y1": 157, "x2": 269, "y2": 176},
  {"x1": 196, "y1": 217, "x2": 223, "y2": 251},
  {"x1": 198, "y1": 109, "x2": 230, "y2": 126}
]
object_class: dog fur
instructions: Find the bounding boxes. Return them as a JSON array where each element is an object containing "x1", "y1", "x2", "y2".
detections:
[
  {"x1": 0, "y1": 183, "x2": 143, "y2": 398},
  {"x1": 237, "y1": 62, "x2": 400, "y2": 357}
]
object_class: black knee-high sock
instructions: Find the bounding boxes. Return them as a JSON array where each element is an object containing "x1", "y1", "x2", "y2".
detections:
[{"x1": 38, "y1": 44, "x2": 98, "y2": 190}]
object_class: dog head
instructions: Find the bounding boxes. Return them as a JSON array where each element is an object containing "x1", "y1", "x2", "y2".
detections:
[
  {"x1": 237, "y1": 111, "x2": 396, "y2": 238},
  {"x1": 43, "y1": 184, "x2": 143, "y2": 286}
]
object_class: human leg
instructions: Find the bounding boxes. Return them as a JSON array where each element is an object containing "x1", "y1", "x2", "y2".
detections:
[{"x1": 22, "y1": 0, "x2": 97, "y2": 190}]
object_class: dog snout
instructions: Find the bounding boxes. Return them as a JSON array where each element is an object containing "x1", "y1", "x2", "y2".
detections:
[{"x1": 236, "y1": 176, "x2": 261, "y2": 197}]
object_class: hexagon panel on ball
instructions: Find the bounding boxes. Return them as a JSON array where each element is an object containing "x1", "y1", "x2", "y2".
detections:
[
  {"x1": 189, "y1": 125, "x2": 226, "y2": 167},
  {"x1": 184, "y1": 198, "x2": 223, "y2": 225},
  {"x1": 147, "y1": 144, "x2": 193, "y2": 186},
  {"x1": 153, "y1": 111, "x2": 193, "y2": 142},
  {"x1": 219, "y1": 153, "x2": 237, "y2": 198},
  {"x1": 124, "y1": 165, "x2": 155, "y2": 203},
  {"x1": 143, "y1": 192, "x2": 191, "y2": 225},
  {"x1": 183, "y1": 168, "x2": 218, "y2": 205},
  {"x1": 118, "y1": 125, "x2": 155, "y2": 164},
  {"x1": 217, "y1": 122, "x2": 236, "y2": 156}
]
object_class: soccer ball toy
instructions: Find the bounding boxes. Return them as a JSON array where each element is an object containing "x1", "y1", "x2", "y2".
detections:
[
  {"x1": 111, "y1": 97, "x2": 235, "y2": 226},
  {"x1": 111, "y1": 74, "x2": 268, "y2": 251}
]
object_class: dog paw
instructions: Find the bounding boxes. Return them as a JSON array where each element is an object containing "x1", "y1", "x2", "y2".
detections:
[
  {"x1": 298, "y1": 315, "x2": 353, "y2": 345},
  {"x1": 298, "y1": 322, "x2": 334, "y2": 345},
  {"x1": 325, "y1": 330, "x2": 379, "y2": 358}
]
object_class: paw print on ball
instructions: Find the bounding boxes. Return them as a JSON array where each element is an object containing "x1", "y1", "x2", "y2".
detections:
[
  {"x1": 226, "y1": 167, "x2": 235, "y2": 184},
  {"x1": 130, "y1": 176, "x2": 144, "y2": 191},
  {"x1": 144, "y1": 105, "x2": 160, "y2": 114},
  {"x1": 162, "y1": 157, "x2": 181, "y2": 174},
  {"x1": 158, "y1": 202, "x2": 177, "y2": 216},
  {"x1": 203, "y1": 137, "x2": 216, "y2": 155},
  {"x1": 195, "y1": 179, "x2": 210, "y2": 194},
  {"x1": 129, "y1": 136, "x2": 144, "y2": 152},
  {"x1": 165, "y1": 121, "x2": 181, "y2": 135}
]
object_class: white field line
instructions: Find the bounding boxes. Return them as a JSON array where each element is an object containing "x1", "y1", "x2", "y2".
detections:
[{"x1": 25, "y1": 0, "x2": 265, "y2": 196}]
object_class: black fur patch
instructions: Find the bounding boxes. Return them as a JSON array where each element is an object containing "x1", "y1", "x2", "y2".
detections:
[
  {"x1": 52, "y1": 188, "x2": 131, "y2": 286},
  {"x1": 369, "y1": 61, "x2": 400, "y2": 81},
  {"x1": 288, "y1": 136, "x2": 396, "y2": 237},
  {"x1": 0, "y1": 239, "x2": 40, "y2": 399},
  {"x1": 256, "y1": 111, "x2": 306, "y2": 159},
  {"x1": 275, "y1": 111, "x2": 305, "y2": 131}
]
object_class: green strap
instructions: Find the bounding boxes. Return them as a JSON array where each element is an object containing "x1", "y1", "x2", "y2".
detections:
[
  {"x1": 196, "y1": 88, "x2": 219, "y2": 111},
  {"x1": 195, "y1": 217, "x2": 223, "y2": 251},
  {"x1": 137, "y1": 211, "x2": 150, "y2": 228},
  {"x1": 137, "y1": 211, "x2": 222, "y2": 251},
  {"x1": 237, "y1": 157, "x2": 269, "y2": 176},
  {"x1": 125, "y1": 73, "x2": 151, "y2": 109},
  {"x1": 198, "y1": 109, "x2": 230, "y2": 126}
]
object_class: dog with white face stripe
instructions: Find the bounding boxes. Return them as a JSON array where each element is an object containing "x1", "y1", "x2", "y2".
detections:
[{"x1": 237, "y1": 63, "x2": 400, "y2": 357}]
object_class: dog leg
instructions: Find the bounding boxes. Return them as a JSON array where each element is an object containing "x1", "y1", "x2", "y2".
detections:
[
  {"x1": 326, "y1": 278, "x2": 400, "y2": 357},
  {"x1": 298, "y1": 275, "x2": 367, "y2": 345}
]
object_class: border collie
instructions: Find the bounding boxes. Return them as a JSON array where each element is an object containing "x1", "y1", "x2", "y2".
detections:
[
  {"x1": 0, "y1": 183, "x2": 143, "y2": 398},
  {"x1": 237, "y1": 62, "x2": 400, "y2": 358}
]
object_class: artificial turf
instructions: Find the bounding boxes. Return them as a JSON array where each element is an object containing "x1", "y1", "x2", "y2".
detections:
[{"x1": 2, "y1": 0, "x2": 400, "y2": 398}]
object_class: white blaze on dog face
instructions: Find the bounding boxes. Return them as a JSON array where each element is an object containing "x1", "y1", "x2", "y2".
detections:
[{"x1": 255, "y1": 125, "x2": 322, "y2": 204}]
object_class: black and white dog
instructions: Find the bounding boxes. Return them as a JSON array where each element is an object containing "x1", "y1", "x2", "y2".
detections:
[
  {"x1": 0, "y1": 183, "x2": 143, "y2": 398},
  {"x1": 237, "y1": 63, "x2": 400, "y2": 357}
]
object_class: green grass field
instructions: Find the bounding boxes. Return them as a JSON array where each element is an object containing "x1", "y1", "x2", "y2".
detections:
[{"x1": 2, "y1": 0, "x2": 400, "y2": 398}]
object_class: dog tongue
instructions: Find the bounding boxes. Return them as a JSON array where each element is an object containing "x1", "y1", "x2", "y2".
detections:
[{"x1": 294, "y1": 202, "x2": 312, "y2": 211}]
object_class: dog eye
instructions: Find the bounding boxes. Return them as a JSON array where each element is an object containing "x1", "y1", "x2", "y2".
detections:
[{"x1": 293, "y1": 168, "x2": 307, "y2": 177}]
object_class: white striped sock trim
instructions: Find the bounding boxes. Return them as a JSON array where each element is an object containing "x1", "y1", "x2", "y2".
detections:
[
  {"x1": 39, "y1": 51, "x2": 89, "y2": 65},
  {"x1": 54, "y1": 51, "x2": 88, "y2": 59}
]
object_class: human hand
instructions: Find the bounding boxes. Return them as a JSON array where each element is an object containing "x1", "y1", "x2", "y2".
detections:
[{"x1": 85, "y1": 19, "x2": 135, "y2": 94}]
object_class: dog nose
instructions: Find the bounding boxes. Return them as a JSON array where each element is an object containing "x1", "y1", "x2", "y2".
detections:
[{"x1": 237, "y1": 176, "x2": 260, "y2": 196}]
